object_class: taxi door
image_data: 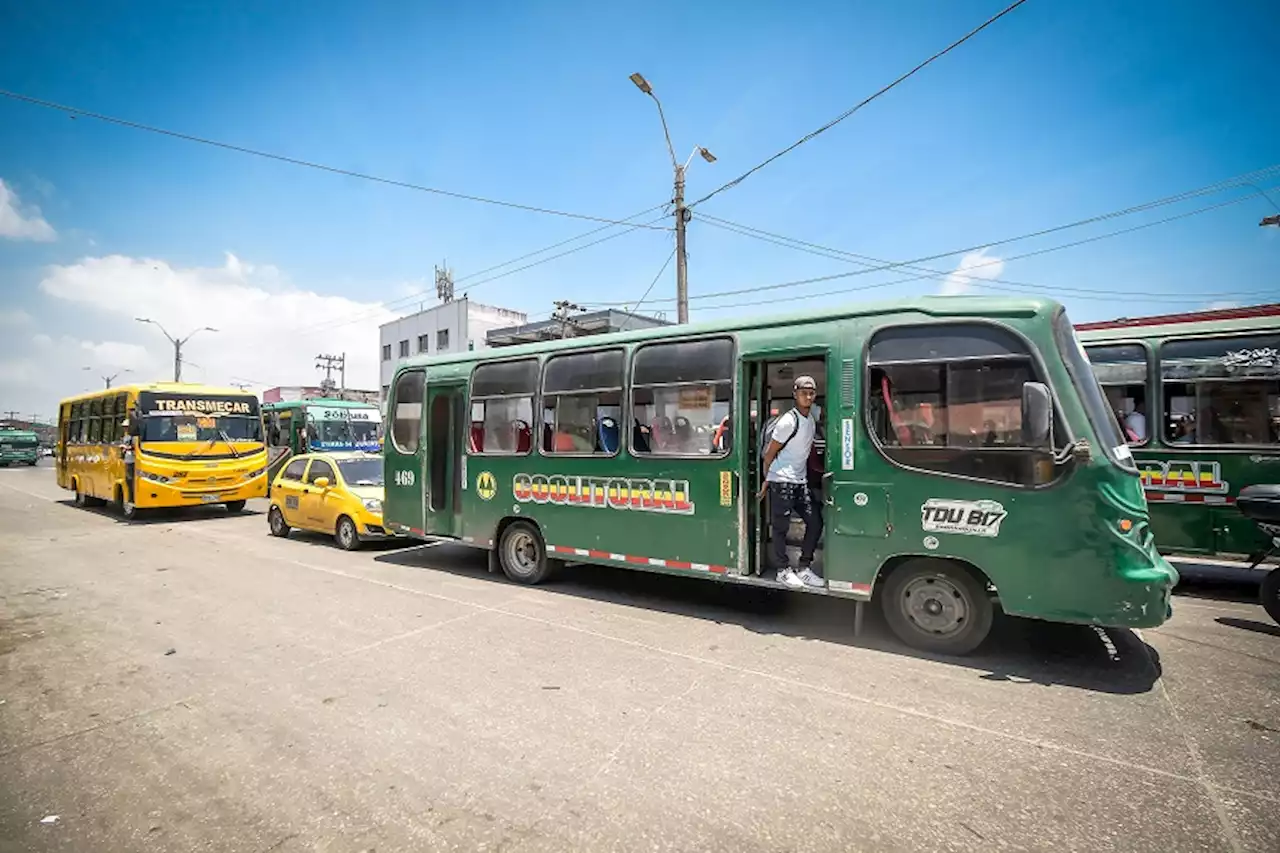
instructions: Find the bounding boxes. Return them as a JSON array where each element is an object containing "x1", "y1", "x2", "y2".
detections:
[
  {"x1": 302, "y1": 457, "x2": 343, "y2": 531},
  {"x1": 274, "y1": 456, "x2": 312, "y2": 529}
]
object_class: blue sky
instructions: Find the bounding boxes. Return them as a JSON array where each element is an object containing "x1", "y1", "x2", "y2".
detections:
[{"x1": 1, "y1": 0, "x2": 1278, "y2": 417}]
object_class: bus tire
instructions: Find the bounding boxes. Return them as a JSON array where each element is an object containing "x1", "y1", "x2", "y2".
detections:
[
  {"x1": 335, "y1": 515, "x2": 361, "y2": 551},
  {"x1": 1261, "y1": 568, "x2": 1280, "y2": 625},
  {"x1": 225, "y1": 500, "x2": 247, "y2": 514},
  {"x1": 73, "y1": 481, "x2": 86, "y2": 508},
  {"x1": 268, "y1": 506, "x2": 291, "y2": 538},
  {"x1": 880, "y1": 559, "x2": 993, "y2": 656},
  {"x1": 498, "y1": 521, "x2": 553, "y2": 585}
]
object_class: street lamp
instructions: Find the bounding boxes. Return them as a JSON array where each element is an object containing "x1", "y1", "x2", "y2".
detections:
[
  {"x1": 84, "y1": 366, "x2": 131, "y2": 388},
  {"x1": 135, "y1": 318, "x2": 217, "y2": 382},
  {"x1": 629, "y1": 72, "x2": 715, "y2": 324}
]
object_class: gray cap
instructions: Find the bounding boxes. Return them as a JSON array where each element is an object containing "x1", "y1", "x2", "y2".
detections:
[{"x1": 793, "y1": 375, "x2": 817, "y2": 390}]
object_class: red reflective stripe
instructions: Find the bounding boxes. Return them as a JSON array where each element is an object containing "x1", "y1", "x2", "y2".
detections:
[
  {"x1": 588, "y1": 549, "x2": 611, "y2": 559},
  {"x1": 1145, "y1": 491, "x2": 1235, "y2": 505},
  {"x1": 667, "y1": 560, "x2": 693, "y2": 570}
]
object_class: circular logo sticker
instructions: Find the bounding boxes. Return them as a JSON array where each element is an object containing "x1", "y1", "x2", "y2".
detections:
[
  {"x1": 475, "y1": 471, "x2": 497, "y2": 501},
  {"x1": 853, "y1": 492, "x2": 869, "y2": 507},
  {"x1": 923, "y1": 536, "x2": 940, "y2": 551}
]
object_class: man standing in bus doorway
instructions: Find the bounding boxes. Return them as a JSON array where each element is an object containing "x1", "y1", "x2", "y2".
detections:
[
  {"x1": 759, "y1": 375, "x2": 825, "y2": 589},
  {"x1": 119, "y1": 415, "x2": 136, "y2": 510}
]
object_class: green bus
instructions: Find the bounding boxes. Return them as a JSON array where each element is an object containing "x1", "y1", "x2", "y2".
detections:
[
  {"x1": 263, "y1": 398, "x2": 382, "y2": 476},
  {"x1": 383, "y1": 296, "x2": 1178, "y2": 655},
  {"x1": 1078, "y1": 303, "x2": 1280, "y2": 560},
  {"x1": 0, "y1": 428, "x2": 40, "y2": 466}
]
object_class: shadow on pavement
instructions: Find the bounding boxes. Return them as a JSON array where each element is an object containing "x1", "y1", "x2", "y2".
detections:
[
  {"x1": 376, "y1": 543, "x2": 1162, "y2": 696},
  {"x1": 1216, "y1": 616, "x2": 1280, "y2": 638},
  {"x1": 51, "y1": 498, "x2": 263, "y2": 526}
]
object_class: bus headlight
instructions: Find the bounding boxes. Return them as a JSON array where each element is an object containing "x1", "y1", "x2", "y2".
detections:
[
  {"x1": 362, "y1": 498, "x2": 382, "y2": 512},
  {"x1": 243, "y1": 466, "x2": 266, "y2": 480},
  {"x1": 141, "y1": 471, "x2": 172, "y2": 484}
]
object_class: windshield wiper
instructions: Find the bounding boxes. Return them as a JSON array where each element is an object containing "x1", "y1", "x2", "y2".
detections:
[
  {"x1": 180, "y1": 436, "x2": 218, "y2": 460},
  {"x1": 219, "y1": 429, "x2": 241, "y2": 458}
]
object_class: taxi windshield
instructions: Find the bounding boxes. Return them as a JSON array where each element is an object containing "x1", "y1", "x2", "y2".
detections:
[{"x1": 336, "y1": 457, "x2": 383, "y2": 487}]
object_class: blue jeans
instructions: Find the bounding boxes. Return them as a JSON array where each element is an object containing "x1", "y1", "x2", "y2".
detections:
[{"x1": 769, "y1": 481, "x2": 822, "y2": 569}]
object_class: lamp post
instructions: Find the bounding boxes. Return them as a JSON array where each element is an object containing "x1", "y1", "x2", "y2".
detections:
[
  {"x1": 629, "y1": 73, "x2": 716, "y2": 324},
  {"x1": 135, "y1": 319, "x2": 217, "y2": 382},
  {"x1": 83, "y1": 366, "x2": 131, "y2": 388}
]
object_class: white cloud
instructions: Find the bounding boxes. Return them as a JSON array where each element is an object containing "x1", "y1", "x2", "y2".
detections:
[
  {"x1": 0, "y1": 308, "x2": 33, "y2": 327},
  {"x1": 0, "y1": 178, "x2": 56, "y2": 242},
  {"x1": 37, "y1": 252, "x2": 395, "y2": 394},
  {"x1": 1205, "y1": 300, "x2": 1240, "y2": 311},
  {"x1": 939, "y1": 248, "x2": 1005, "y2": 296}
]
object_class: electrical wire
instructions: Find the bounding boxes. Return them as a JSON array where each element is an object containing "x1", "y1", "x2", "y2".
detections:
[
  {"x1": 697, "y1": 213, "x2": 1280, "y2": 301},
  {"x1": 688, "y1": 0, "x2": 1033, "y2": 208},
  {"x1": 0, "y1": 88, "x2": 668, "y2": 230},
  {"x1": 590, "y1": 185, "x2": 1277, "y2": 309},
  {"x1": 619, "y1": 248, "x2": 677, "y2": 331}
]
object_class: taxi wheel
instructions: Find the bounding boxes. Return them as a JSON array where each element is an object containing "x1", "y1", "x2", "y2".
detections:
[
  {"x1": 268, "y1": 506, "x2": 291, "y2": 538},
  {"x1": 335, "y1": 515, "x2": 361, "y2": 551},
  {"x1": 225, "y1": 500, "x2": 247, "y2": 514}
]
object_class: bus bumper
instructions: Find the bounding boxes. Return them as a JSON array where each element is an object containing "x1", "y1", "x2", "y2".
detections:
[{"x1": 135, "y1": 474, "x2": 268, "y2": 507}]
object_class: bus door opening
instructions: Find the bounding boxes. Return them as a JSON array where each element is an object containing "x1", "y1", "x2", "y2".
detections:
[{"x1": 743, "y1": 356, "x2": 828, "y2": 577}]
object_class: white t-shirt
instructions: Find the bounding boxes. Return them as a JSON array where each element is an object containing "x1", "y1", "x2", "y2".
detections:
[
  {"x1": 1124, "y1": 410, "x2": 1147, "y2": 441},
  {"x1": 766, "y1": 408, "x2": 817, "y2": 484}
]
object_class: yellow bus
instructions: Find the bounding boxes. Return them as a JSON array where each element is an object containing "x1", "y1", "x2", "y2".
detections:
[{"x1": 56, "y1": 382, "x2": 269, "y2": 519}]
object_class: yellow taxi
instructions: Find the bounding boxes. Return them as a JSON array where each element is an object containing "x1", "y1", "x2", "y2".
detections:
[{"x1": 266, "y1": 451, "x2": 398, "y2": 550}]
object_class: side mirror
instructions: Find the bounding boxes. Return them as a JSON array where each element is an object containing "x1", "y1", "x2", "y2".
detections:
[
  {"x1": 313, "y1": 477, "x2": 331, "y2": 489},
  {"x1": 125, "y1": 419, "x2": 140, "y2": 437},
  {"x1": 1021, "y1": 382, "x2": 1053, "y2": 449}
]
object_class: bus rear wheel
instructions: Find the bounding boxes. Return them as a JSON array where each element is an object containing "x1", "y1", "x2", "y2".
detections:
[
  {"x1": 880, "y1": 560, "x2": 993, "y2": 656},
  {"x1": 1261, "y1": 568, "x2": 1280, "y2": 625},
  {"x1": 498, "y1": 521, "x2": 554, "y2": 585}
]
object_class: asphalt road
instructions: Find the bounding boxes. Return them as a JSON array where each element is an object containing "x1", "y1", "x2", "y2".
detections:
[{"x1": 1, "y1": 464, "x2": 1277, "y2": 852}]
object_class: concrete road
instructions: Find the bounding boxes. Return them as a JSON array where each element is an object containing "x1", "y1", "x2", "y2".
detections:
[{"x1": 1, "y1": 465, "x2": 1277, "y2": 853}]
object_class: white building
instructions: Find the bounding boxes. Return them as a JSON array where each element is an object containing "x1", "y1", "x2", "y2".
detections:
[{"x1": 378, "y1": 298, "x2": 527, "y2": 403}]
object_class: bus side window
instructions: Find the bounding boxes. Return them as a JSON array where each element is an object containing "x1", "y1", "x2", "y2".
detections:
[
  {"x1": 867, "y1": 323, "x2": 1064, "y2": 486},
  {"x1": 87, "y1": 397, "x2": 103, "y2": 444},
  {"x1": 631, "y1": 338, "x2": 735, "y2": 458},
  {"x1": 541, "y1": 350, "x2": 624, "y2": 456},
  {"x1": 390, "y1": 370, "x2": 425, "y2": 453},
  {"x1": 1159, "y1": 333, "x2": 1280, "y2": 447},
  {"x1": 1084, "y1": 343, "x2": 1148, "y2": 445},
  {"x1": 470, "y1": 359, "x2": 538, "y2": 456}
]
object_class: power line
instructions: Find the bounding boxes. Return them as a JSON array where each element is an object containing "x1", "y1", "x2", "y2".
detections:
[
  {"x1": 689, "y1": 0, "x2": 1033, "y2": 208},
  {"x1": 619, "y1": 248, "x2": 677, "y2": 330},
  {"x1": 595, "y1": 185, "x2": 1278, "y2": 308},
  {"x1": 697, "y1": 213, "x2": 1279, "y2": 302},
  {"x1": 0, "y1": 88, "x2": 668, "y2": 231},
  {"x1": 293, "y1": 211, "x2": 670, "y2": 338}
]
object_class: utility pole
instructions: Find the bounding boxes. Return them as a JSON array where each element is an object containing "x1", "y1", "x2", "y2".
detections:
[
  {"x1": 135, "y1": 318, "x2": 217, "y2": 382},
  {"x1": 629, "y1": 73, "x2": 716, "y2": 325},
  {"x1": 2, "y1": 410, "x2": 19, "y2": 423},
  {"x1": 315, "y1": 353, "x2": 346, "y2": 397},
  {"x1": 552, "y1": 300, "x2": 585, "y2": 339}
]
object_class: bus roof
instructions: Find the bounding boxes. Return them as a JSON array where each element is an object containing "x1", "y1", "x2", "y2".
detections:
[
  {"x1": 1075, "y1": 302, "x2": 1280, "y2": 341},
  {"x1": 396, "y1": 295, "x2": 1062, "y2": 370},
  {"x1": 0, "y1": 428, "x2": 38, "y2": 437},
  {"x1": 57, "y1": 381, "x2": 258, "y2": 407},
  {"x1": 263, "y1": 398, "x2": 377, "y2": 409}
]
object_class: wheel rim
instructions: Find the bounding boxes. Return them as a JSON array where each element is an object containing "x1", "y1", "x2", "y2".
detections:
[
  {"x1": 270, "y1": 509, "x2": 284, "y2": 533},
  {"x1": 900, "y1": 575, "x2": 970, "y2": 637},
  {"x1": 339, "y1": 520, "x2": 355, "y2": 547},
  {"x1": 504, "y1": 529, "x2": 539, "y2": 576}
]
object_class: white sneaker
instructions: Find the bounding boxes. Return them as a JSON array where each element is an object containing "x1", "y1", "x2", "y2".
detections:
[
  {"x1": 777, "y1": 567, "x2": 805, "y2": 589},
  {"x1": 797, "y1": 567, "x2": 826, "y2": 588}
]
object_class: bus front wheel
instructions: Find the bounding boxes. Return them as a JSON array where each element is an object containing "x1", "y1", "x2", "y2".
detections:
[
  {"x1": 880, "y1": 559, "x2": 994, "y2": 656},
  {"x1": 225, "y1": 500, "x2": 247, "y2": 514},
  {"x1": 1261, "y1": 569, "x2": 1280, "y2": 625},
  {"x1": 498, "y1": 521, "x2": 554, "y2": 585}
]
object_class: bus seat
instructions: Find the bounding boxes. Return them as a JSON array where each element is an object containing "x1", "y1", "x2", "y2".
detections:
[
  {"x1": 674, "y1": 416, "x2": 692, "y2": 448},
  {"x1": 469, "y1": 424, "x2": 485, "y2": 453},
  {"x1": 598, "y1": 417, "x2": 620, "y2": 454}
]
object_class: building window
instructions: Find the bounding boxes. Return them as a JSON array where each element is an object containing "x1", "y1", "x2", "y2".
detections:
[
  {"x1": 390, "y1": 370, "x2": 425, "y2": 453},
  {"x1": 543, "y1": 350, "x2": 624, "y2": 455},
  {"x1": 631, "y1": 338, "x2": 734, "y2": 457},
  {"x1": 469, "y1": 359, "x2": 537, "y2": 455},
  {"x1": 1084, "y1": 343, "x2": 1149, "y2": 445},
  {"x1": 1160, "y1": 333, "x2": 1280, "y2": 446},
  {"x1": 867, "y1": 323, "x2": 1063, "y2": 486},
  {"x1": 417, "y1": 334, "x2": 429, "y2": 354},
  {"x1": 437, "y1": 329, "x2": 450, "y2": 352},
  {"x1": 398, "y1": 339, "x2": 410, "y2": 358},
  {"x1": 382, "y1": 344, "x2": 392, "y2": 362}
]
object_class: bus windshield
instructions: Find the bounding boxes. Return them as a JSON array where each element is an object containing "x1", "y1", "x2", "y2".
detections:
[
  {"x1": 137, "y1": 392, "x2": 263, "y2": 444},
  {"x1": 337, "y1": 457, "x2": 383, "y2": 487},
  {"x1": 316, "y1": 418, "x2": 379, "y2": 444},
  {"x1": 1053, "y1": 309, "x2": 1132, "y2": 467}
]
